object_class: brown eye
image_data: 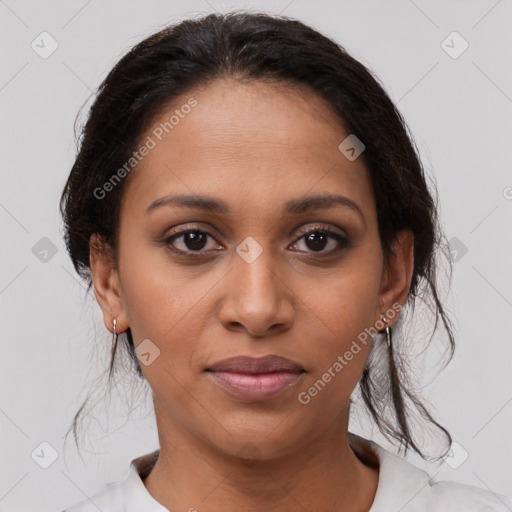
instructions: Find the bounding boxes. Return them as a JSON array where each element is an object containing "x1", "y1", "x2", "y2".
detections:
[
  {"x1": 303, "y1": 231, "x2": 329, "y2": 251},
  {"x1": 164, "y1": 229, "x2": 222, "y2": 254},
  {"x1": 180, "y1": 231, "x2": 208, "y2": 251},
  {"x1": 291, "y1": 227, "x2": 351, "y2": 255}
]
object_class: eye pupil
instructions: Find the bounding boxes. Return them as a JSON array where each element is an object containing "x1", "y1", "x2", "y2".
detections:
[
  {"x1": 305, "y1": 232, "x2": 327, "y2": 251},
  {"x1": 184, "y1": 231, "x2": 207, "y2": 250}
]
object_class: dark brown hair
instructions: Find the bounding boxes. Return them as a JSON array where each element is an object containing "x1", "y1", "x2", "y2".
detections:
[{"x1": 60, "y1": 11, "x2": 455, "y2": 460}]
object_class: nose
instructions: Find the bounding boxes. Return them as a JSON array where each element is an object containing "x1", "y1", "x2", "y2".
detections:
[{"x1": 218, "y1": 242, "x2": 294, "y2": 337}]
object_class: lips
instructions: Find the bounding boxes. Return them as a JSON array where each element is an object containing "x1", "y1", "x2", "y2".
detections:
[
  {"x1": 205, "y1": 355, "x2": 306, "y2": 401},
  {"x1": 206, "y1": 355, "x2": 304, "y2": 374}
]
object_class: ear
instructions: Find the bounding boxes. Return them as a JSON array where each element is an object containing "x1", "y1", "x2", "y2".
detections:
[
  {"x1": 375, "y1": 228, "x2": 414, "y2": 327},
  {"x1": 89, "y1": 233, "x2": 129, "y2": 334}
]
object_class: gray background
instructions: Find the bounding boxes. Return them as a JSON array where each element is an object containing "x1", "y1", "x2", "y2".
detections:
[{"x1": 1, "y1": 1, "x2": 511, "y2": 511}]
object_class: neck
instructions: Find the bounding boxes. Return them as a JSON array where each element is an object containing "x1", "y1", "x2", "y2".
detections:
[{"x1": 142, "y1": 410, "x2": 379, "y2": 511}]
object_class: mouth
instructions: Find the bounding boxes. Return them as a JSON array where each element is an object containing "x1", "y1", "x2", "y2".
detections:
[{"x1": 205, "y1": 355, "x2": 306, "y2": 402}]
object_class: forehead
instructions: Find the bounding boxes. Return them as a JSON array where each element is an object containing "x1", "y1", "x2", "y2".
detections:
[{"x1": 121, "y1": 78, "x2": 374, "y2": 218}]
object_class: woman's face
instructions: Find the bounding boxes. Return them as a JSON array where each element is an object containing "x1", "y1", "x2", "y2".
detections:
[{"x1": 91, "y1": 78, "x2": 412, "y2": 460}]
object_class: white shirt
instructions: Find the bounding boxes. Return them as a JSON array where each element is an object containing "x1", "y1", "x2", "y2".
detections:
[{"x1": 61, "y1": 439, "x2": 512, "y2": 511}]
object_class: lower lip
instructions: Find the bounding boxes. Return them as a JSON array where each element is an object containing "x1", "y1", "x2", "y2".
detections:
[{"x1": 207, "y1": 371, "x2": 305, "y2": 401}]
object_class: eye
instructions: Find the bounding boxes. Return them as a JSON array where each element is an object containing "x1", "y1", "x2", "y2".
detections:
[
  {"x1": 163, "y1": 228, "x2": 222, "y2": 254},
  {"x1": 290, "y1": 225, "x2": 350, "y2": 255},
  {"x1": 160, "y1": 223, "x2": 351, "y2": 257}
]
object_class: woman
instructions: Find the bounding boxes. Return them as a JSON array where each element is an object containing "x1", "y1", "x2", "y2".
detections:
[{"x1": 59, "y1": 11, "x2": 511, "y2": 511}]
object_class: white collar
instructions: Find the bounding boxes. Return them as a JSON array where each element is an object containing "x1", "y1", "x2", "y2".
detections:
[
  {"x1": 123, "y1": 450, "x2": 169, "y2": 512},
  {"x1": 367, "y1": 441, "x2": 433, "y2": 510}
]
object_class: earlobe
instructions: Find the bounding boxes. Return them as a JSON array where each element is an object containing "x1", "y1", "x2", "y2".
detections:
[
  {"x1": 377, "y1": 229, "x2": 414, "y2": 326},
  {"x1": 89, "y1": 233, "x2": 128, "y2": 334}
]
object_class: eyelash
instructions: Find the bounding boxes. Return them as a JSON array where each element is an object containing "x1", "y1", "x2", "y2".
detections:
[{"x1": 160, "y1": 224, "x2": 351, "y2": 258}]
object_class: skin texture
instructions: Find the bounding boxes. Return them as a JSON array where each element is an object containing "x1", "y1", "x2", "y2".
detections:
[{"x1": 89, "y1": 78, "x2": 414, "y2": 511}]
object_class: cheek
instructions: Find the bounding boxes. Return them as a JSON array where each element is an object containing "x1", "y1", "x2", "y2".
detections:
[
  {"x1": 295, "y1": 299, "x2": 376, "y2": 414},
  {"x1": 118, "y1": 242, "x2": 219, "y2": 379},
  {"x1": 118, "y1": 228, "x2": 201, "y2": 334},
  {"x1": 121, "y1": 267, "x2": 210, "y2": 354},
  {"x1": 310, "y1": 249, "x2": 382, "y2": 338},
  {"x1": 296, "y1": 253, "x2": 382, "y2": 397}
]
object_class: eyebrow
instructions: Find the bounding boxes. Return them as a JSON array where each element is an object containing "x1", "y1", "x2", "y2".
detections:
[{"x1": 145, "y1": 192, "x2": 366, "y2": 225}]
